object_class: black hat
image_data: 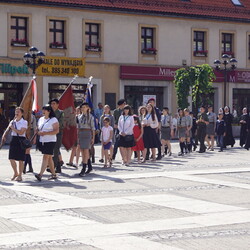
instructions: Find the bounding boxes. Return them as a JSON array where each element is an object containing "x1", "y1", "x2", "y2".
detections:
[{"x1": 117, "y1": 99, "x2": 125, "y2": 106}]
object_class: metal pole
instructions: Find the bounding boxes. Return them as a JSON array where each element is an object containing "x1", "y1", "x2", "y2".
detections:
[{"x1": 223, "y1": 66, "x2": 227, "y2": 107}]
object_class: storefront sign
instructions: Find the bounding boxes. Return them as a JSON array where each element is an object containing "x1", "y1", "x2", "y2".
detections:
[
  {"x1": 120, "y1": 66, "x2": 178, "y2": 81},
  {"x1": 37, "y1": 57, "x2": 85, "y2": 77},
  {"x1": 0, "y1": 63, "x2": 29, "y2": 75}
]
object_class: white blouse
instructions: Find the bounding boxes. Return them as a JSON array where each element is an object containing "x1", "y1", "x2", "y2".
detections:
[
  {"x1": 38, "y1": 117, "x2": 58, "y2": 143},
  {"x1": 142, "y1": 113, "x2": 159, "y2": 129},
  {"x1": 10, "y1": 118, "x2": 28, "y2": 137},
  {"x1": 118, "y1": 115, "x2": 134, "y2": 135}
]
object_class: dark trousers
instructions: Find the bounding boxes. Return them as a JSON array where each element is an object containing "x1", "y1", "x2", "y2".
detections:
[
  {"x1": 217, "y1": 135, "x2": 224, "y2": 151},
  {"x1": 112, "y1": 129, "x2": 119, "y2": 160},
  {"x1": 53, "y1": 133, "x2": 62, "y2": 168},
  {"x1": 197, "y1": 126, "x2": 206, "y2": 152}
]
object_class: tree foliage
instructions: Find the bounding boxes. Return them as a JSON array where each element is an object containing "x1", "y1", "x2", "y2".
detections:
[{"x1": 174, "y1": 64, "x2": 215, "y2": 113}]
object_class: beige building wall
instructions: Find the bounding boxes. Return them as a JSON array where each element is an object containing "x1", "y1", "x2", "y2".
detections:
[{"x1": 0, "y1": 3, "x2": 250, "y2": 111}]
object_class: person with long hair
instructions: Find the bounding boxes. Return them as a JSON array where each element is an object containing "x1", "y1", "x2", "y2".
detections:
[
  {"x1": 1, "y1": 107, "x2": 27, "y2": 181},
  {"x1": 239, "y1": 107, "x2": 249, "y2": 147},
  {"x1": 142, "y1": 103, "x2": 160, "y2": 162},
  {"x1": 132, "y1": 115, "x2": 145, "y2": 163},
  {"x1": 78, "y1": 102, "x2": 95, "y2": 176},
  {"x1": 205, "y1": 105, "x2": 217, "y2": 151},
  {"x1": 35, "y1": 105, "x2": 59, "y2": 181},
  {"x1": 223, "y1": 106, "x2": 235, "y2": 148},
  {"x1": 117, "y1": 105, "x2": 135, "y2": 166},
  {"x1": 138, "y1": 106, "x2": 147, "y2": 122},
  {"x1": 177, "y1": 108, "x2": 187, "y2": 156}
]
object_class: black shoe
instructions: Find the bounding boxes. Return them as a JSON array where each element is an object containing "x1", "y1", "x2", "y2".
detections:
[
  {"x1": 55, "y1": 167, "x2": 61, "y2": 173},
  {"x1": 46, "y1": 168, "x2": 51, "y2": 173},
  {"x1": 156, "y1": 155, "x2": 162, "y2": 160},
  {"x1": 86, "y1": 159, "x2": 93, "y2": 174},
  {"x1": 99, "y1": 159, "x2": 104, "y2": 163},
  {"x1": 79, "y1": 164, "x2": 86, "y2": 177},
  {"x1": 35, "y1": 174, "x2": 42, "y2": 181},
  {"x1": 27, "y1": 169, "x2": 34, "y2": 173}
]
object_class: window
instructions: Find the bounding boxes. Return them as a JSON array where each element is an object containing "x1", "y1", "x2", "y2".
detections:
[
  {"x1": 49, "y1": 20, "x2": 66, "y2": 49},
  {"x1": 193, "y1": 31, "x2": 207, "y2": 56},
  {"x1": 85, "y1": 23, "x2": 101, "y2": 52},
  {"x1": 231, "y1": 0, "x2": 242, "y2": 6},
  {"x1": 10, "y1": 16, "x2": 28, "y2": 46},
  {"x1": 141, "y1": 27, "x2": 157, "y2": 54},
  {"x1": 221, "y1": 33, "x2": 234, "y2": 56}
]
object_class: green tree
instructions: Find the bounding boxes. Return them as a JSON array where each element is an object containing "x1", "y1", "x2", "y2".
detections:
[{"x1": 174, "y1": 64, "x2": 215, "y2": 114}]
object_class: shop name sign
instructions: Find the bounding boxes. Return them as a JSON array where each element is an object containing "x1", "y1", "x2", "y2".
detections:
[
  {"x1": 120, "y1": 66, "x2": 178, "y2": 80},
  {"x1": 0, "y1": 63, "x2": 29, "y2": 75},
  {"x1": 36, "y1": 57, "x2": 85, "y2": 77}
]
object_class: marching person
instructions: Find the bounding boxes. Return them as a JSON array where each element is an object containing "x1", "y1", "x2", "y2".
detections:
[
  {"x1": 205, "y1": 105, "x2": 217, "y2": 151},
  {"x1": 148, "y1": 98, "x2": 162, "y2": 160},
  {"x1": 117, "y1": 105, "x2": 134, "y2": 166},
  {"x1": 142, "y1": 103, "x2": 160, "y2": 162},
  {"x1": 184, "y1": 108, "x2": 192, "y2": 153},
  {"x1": 132, "y1": 115, "x2": 145, "y2": 163},
  {"x1": 34, "y1": 105, "x2": 59, "y2": 181},
  {"x1": 23, "y1": 112, "x2": 36, "y2": 174},
  {"x1": 160, "y1": 107, "x2": 173, "y2": 157},
  {"x1": 1, "y1": 107, "x2": 27, "y2": 181},
  {"x1": 190, "y1": 111, "x2": 197, "y2": 151},
  {"x1": 112, "y1": 99, "x2": 126, "y2": 160},
  {"x1": 196, "y1": 105, "x2": 209, "y2": 153},
  {"x1": 215, "y1": 113, "x2": 226, "y2": 152},
  {"x1": 177, "y1": 108, "x2": 187, "y2": 156},
  {"x1": 101, "y1": 117, "x2": 114, "y2": 168},
  {"x1": 49, "y1": 98, "x2": 64, "y2": 173},
  {"x1": 78, "y1": 102, "x2": 95, "y2": 177},
  {"x1": 99, "y1": 104, "x2": 115, "y2": 163},
  {"x1": 223, "y1": 106, "x2": 235, "y2": 148},
  {"x1": 239, "y1": 107, "x2": 249, "y2": 147}
]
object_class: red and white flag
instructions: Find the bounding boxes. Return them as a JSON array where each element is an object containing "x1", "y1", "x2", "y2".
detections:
[
  {"x1": 59, "y1": 84, "x2": 77, "y2": 150},
  {"x1": 31, "y1": 77, "x2": 39, "y2": 112}
]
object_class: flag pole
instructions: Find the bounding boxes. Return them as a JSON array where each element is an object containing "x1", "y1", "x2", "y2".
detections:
[{"x1": 59, "y1": 75, "x2": 78, "y2": 101}]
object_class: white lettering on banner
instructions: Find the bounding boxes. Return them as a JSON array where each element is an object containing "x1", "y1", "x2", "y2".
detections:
[
  {"x1": 229, "y1": 75, "x2": 236, "y2": 82},
  {"x1": 237, "y1": 72, "x2": 250, "y2": 83},
  {"x1": 159, "y1": 68, "x2": 176, "y2": 77}
]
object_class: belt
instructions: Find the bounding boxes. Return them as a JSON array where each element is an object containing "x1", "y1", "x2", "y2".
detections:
[
  {"x1": 78, "y1": 128, "x2": 92, "y2": 131},
  {"x1": 162, "y1": 126, "x2": 170, "y2": 128}
]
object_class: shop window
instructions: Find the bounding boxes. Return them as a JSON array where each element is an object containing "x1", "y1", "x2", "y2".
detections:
[
  {"x1": 49, "y1": 20, "x2": 66, "y2": 49},
  {"x1": 233, "y1": 88, "x2": 250, "y2": 116},
  {"x1": 221, "y1": 33, "x2": 234, "y2": 57},
  {"x1": 193, "y1": 31, "x2": 207, "y2": 57},
  {"x1": 10, "y1": 16, "x2": 29, "y2": 47},
  {"x1": 105, "y1": 93, "x2": 116, "y2": 110},
  {"x1": 85, "y1": 23, "x2": 101, "y2": 52},
  {"x1": 141, "y1": 27, "x2": 157, "y2": 55}
]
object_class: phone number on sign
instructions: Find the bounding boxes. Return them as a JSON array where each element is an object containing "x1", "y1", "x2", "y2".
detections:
[{"x1": 51, "y1": 67, "x2": 79, "y2": 74}]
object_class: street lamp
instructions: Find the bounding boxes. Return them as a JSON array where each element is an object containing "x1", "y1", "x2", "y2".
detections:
[
  {"x1": 23, "y1": 46, "x2": 45, "y2": 75},
  {"x1": 214, "y1": 54, "x2": 237, "y2": 107}
]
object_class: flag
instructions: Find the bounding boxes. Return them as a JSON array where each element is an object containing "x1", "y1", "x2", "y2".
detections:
[
  {"x1": 85, "y1": 76, "x2": 93, "y2": 109},
  {"x1": 59, "y1": 85, "x2": 77, "y2": 150},
  {"x1": 20, "y1": 78, "x2": 35, "y2": 138}
]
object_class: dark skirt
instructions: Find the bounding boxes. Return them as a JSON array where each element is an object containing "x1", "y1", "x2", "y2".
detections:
[
  {"x1": 143, "y1": 126, "x2": 161, "y2": 149},
  {"x1": 40, "y1": 142, "x2": 56, "y2": 155},
  {"x1": 224, "y1": 125, "x2": 235, "y2": 147},
  {"x1": 118, "y1": 135, "x2": 135, "y2": 148},
  {"x1": 9, "y1": 136, "x2": 25, "y2": 161},
  {"x1": 206, "y1": 123, "x2": 215, "y2": 136}
]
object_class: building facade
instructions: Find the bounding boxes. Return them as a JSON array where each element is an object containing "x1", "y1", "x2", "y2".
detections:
[{"x1": 0, "y1": 0, "x2": 250, "y2": 133}]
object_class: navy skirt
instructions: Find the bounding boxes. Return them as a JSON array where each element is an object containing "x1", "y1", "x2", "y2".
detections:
[{"x1": 143, "y1": 126, "x2": 161, "y2": 149}]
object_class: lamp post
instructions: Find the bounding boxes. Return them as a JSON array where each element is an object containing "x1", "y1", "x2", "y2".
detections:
[
  {"x1": 23, "y1": 46, "x2": 45, "y2": 75},
  {"x1": 214, "y1": 54, "x2": 237, "y2": 107}
]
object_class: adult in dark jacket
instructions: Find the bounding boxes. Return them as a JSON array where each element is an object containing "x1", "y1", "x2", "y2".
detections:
[
  {"x1": 223, "y1": 106, "x2": 235, "y2": 148},
  {"x1": 239, "y1": 107, "x2": 249, "y2": 147}
]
